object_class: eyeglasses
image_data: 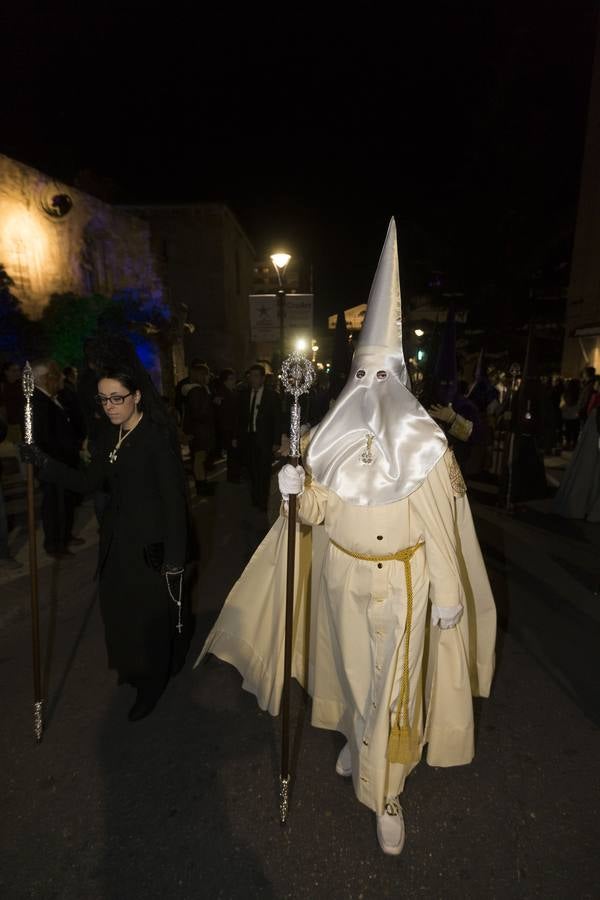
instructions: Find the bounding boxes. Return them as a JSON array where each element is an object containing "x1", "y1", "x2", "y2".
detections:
[{"x1": 95, "y1": 393, "x2": 132, "y2": 406}]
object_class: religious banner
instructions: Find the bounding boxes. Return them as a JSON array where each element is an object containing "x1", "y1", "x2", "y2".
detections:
[
  {"x1": 249, "y1": 293, "x2": 314, "y2": 344},
  {"x1": 284, "y1": 294, "x2": 313, "y2": 334}
]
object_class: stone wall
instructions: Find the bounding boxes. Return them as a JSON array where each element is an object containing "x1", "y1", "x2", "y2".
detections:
[
  {"x1": 563, "y1": 24, "x2": 600, "y2": 376},
  {"x1": 0, "y1": 154, "x2": 161, "y2": 318},
  {"x1": 124, "y1": 204, "x2": 256, "y2": 373}
]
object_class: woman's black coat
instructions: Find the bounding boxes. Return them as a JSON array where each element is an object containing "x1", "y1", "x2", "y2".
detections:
[{"x1": 43, "y1": 415, "x2": 189, "y2": 684}]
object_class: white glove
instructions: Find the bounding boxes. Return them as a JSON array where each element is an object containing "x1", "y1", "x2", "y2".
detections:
[
  {"x1": 278, "y1": 464, "x2": 305, "y2": 500},
  {"x1": 431, "y1": 603, "x2": 463, "y2": 630}
]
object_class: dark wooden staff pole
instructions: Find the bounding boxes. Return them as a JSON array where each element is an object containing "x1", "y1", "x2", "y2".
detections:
[
  {"x1": 280, "y1": 450, "x2": 299, "y2": 823},
  {"x1": 279, "y1": 352, "x2": 314, "y2": 823},
  {"x1": 22, "y1": 362, "x2": 43, "y2": 743}
]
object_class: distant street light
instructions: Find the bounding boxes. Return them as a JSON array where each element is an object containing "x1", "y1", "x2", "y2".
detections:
[
  {"x1": 414, "y1": 328, "x2": 425, "y2": 337},
  {"x1": 271, "y1": 252, "x2": 291, "y2": 274},
  {"x1": 295, "y1": 338, "x2": 308, "y2": 352},
  {"x1": 271, "y1": 252, "x2": 292, "y2": 365}
]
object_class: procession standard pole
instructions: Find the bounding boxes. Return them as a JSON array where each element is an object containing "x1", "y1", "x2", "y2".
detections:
[
  {"x1": 504, "y1": 362, "x2": 521, "y2": 513},
  {"x1": 279, "y1": 351, "x2": 314, "y2": 824},
  {"x1": 22, "y1": 362, "x2": 43, "y2": 743}
]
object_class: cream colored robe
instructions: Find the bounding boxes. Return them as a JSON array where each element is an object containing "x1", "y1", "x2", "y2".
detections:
[{"x1": 196, "y1": 449, "x2": 496, "y2": 815}]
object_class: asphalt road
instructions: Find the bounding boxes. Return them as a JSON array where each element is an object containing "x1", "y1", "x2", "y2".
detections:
[{"x1": 1, "y1": 475, "x2": 599, "y2": 899}]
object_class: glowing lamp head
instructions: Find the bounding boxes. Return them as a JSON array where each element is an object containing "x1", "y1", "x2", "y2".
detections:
[
  {"x1": 270, "y1": 252, "x2": 291, "y2": 271},
  {"x1": 414, "y1": 328, "x2": 425, "y2": 337},
  {"x1": 295, "y1": 338, "x2": 308, "y2": 353}
]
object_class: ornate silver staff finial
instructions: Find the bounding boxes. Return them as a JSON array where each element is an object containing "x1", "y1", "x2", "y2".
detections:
[
  {"x1": 280, "y1": 352, "x2": 315, "y2": 458},
  {"x1": 23, "y1": 361, "x2": 35, "y2": 445}
]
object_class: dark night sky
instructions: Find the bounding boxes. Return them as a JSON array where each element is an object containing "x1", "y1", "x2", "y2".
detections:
[{"x1": 2, "y1": 2, "x2": 598, "y2": 329}]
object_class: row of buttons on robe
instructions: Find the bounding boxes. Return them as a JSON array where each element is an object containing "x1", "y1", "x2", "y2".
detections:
[
  {"x1": 359, "y1": 534, "x2": 389, "y2": 783},
  {"x1": 360, "y1": 605, "x2": 389, "y2": 761}
]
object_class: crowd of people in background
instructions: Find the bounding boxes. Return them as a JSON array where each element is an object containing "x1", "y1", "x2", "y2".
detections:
[
  {"x1": 174, "y1": 357, "x2": 332, "y2": 510},
  {"x1": 431, "y1": 363, "x2": 599, "y2": 468},
  {"x1": 1, "y1": 352, "x2": 599, "y2": 572},
  {"x1": 544, "y1": 366, "x2": 599, "y2": 451}
]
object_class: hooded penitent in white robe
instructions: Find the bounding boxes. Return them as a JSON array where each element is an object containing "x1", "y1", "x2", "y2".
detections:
[
  {"x1": 195, "y1": 220, "x2": 496, "y2": 814},
  {"x1": 196, "y1": 449, "x2": 495, "y2": 814}
]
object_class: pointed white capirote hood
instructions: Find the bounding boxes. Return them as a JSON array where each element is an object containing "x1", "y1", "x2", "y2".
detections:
[
  {"x1": 356, "y1": 217, "x2": 409, "y2": 386},
  {"x1": 306, "y1": 218, "x2": 446, "y2": 506}
]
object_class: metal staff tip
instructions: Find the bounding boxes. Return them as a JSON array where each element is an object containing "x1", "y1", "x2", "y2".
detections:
[
  {"x1": 279, "y1": 775, "x2": 290, "y2": 825},
  {"x1": 34, "y1": 700, "x2": 43, "y2": 744}
]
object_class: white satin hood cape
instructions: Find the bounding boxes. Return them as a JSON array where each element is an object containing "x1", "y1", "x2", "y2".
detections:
[{"x1": 306, "y1": 219, "x2": 446, "y2": 506}]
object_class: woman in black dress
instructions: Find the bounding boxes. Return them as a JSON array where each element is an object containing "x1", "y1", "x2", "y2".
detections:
[{"x1": 22, "y1": 361, "x2": 189, "y2": 721}]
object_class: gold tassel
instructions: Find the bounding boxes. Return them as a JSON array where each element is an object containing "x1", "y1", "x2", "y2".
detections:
[
  {"x1": 387, "y1": 724, "x2": 420, "y2": 765},
  {"x1": 386, "y1": 550, "x2": 423, "y2": 766}
]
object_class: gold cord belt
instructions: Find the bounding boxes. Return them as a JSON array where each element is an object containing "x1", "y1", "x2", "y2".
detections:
[
  {"x1": 329, "y1": 539, "x2": 423, "y2": 564},
  {"x1": 329, "y1": 538, "x2": 424, "y2": 766}
]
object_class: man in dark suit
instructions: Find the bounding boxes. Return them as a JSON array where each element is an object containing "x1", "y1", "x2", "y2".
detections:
[
  {"x1": 32, "y1": 359, "x2": 82, "y2": 558},
  {"x1": 234, "y1": 365, "x2": 282, "y2": 511},
  {"x1": 175, "y1": 356, "x2": 206, "y2": 419},
  {"x1": 181, "y1": 363, "x2": 216, "y2": 496}
]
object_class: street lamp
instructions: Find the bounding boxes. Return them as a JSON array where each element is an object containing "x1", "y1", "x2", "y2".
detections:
[
  {"x1": 271, "y1": 251, "x2": 292, "y2": 367},
  {"x1": 414, "y1": 328, "x2": 425, "y2": 337},
  {"x1": 271, "y1": 252, "x2": 291, "y2": 275},
  {"x1": 295, "y1": 337, "x2": 308, "y2": 352}
]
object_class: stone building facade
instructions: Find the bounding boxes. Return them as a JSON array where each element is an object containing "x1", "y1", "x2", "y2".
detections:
[
  {"x1": 563, "y1": 24, "x2": 600, "y2": 376},
  {"x1": 0, "y1": 155, "x2": 258, "y2": 385},
  {"x1": 124, "y1": 204, "x2": 257, "y2": 373},
  {"x1": 0, "y1": 154, "x2": 161, "y2": 319}
]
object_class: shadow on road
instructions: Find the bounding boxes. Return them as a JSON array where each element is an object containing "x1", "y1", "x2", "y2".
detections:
[
  {"x1": 97, "y1": 679, "x2": 275, "y2": 899},
  {"x1": 44, "y1": 585, "x2": 98, "y2": 728}
]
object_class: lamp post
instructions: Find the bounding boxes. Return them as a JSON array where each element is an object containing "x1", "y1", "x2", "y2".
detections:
[{"x1": 270, "y1": 252, "x2": 291, "y2": 368}]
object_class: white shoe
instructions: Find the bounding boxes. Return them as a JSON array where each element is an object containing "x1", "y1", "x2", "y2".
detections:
[
  {"x1": 335, "y1": 742, "x2": 352, "y2": 777},
  {"x1": 376, "y1": 798, "x2": 405, "y2": 856}
]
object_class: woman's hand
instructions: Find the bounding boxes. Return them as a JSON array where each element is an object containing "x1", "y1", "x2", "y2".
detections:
[{"x1": 19, "y1": 443, "x2": 49, "y2": 469}]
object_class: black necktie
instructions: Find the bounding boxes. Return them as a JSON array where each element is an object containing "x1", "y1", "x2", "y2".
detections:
[{"x1": 249, "y1": 390, "x2": 256, "y2": 433}]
